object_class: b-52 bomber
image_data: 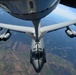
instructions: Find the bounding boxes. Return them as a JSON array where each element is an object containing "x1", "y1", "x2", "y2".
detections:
[{"x1": 0, "y1": 0, "x2": 76, "y2": 73}]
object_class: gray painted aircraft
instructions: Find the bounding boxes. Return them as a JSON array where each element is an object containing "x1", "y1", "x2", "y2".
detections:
[{"x1": 0, "y1": 0, "x2": 76, "y2": 73}]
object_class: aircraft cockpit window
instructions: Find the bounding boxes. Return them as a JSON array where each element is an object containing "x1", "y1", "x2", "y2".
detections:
[
  {"x1": 39, "y1": 48, "x2": 42, "y2": 50},
  {"x1": 32, "y1": 51, "x2": 43, "y2": 59},
  {"x1": 33, "y1": 48, "x2": 42, "y2": 51}
]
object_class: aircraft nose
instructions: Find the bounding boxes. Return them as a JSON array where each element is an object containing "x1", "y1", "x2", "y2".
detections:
[{"x1": 33, "y1": 60, "x2": 43, "y2": 73}]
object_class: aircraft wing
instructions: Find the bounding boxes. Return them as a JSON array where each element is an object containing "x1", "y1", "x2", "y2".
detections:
[
  {"x1": 40, "y1": 19, "x2": 76, "y2": 33},
  {"x1": 0, "y1": 23, "x2": 34, "y2": 33},
  {"x1": 0, "y1": 19, "x2": 76, "y2": 36}
]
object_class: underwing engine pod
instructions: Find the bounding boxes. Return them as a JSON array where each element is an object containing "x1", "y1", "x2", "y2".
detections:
[
  {"x1": 0, "y1": 29, "x2": 11, "y2": 41},
  {"x1": 65, "y1": 26, "x2": 74, "y2": 38}
]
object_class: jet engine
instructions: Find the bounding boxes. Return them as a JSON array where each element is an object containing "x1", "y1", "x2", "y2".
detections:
[
  {"x1": 3, "y1": 32, "x2": 11, "y2": 41},
  {"x1": 0, "y1": 30, "x2": 11, "y2": 41},
  {"x1": 65, "y1": 27, "x2": 74, "y2": 38}
]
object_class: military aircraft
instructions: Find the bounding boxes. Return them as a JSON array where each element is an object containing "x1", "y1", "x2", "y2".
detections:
[{"x1": 0, "y1": 0, "x2": 76, "y2": 73}]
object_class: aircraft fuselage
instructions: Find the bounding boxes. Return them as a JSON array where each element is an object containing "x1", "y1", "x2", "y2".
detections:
[
  {"x1": 0, "y1": 0, "x2": 60, "y2": 20},
  {"x1": 30, "y1": 38, "x2": 46, "y2": 73}
]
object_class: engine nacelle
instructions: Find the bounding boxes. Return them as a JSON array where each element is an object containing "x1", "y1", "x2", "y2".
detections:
[
  {"x1": 0, "y1": 34, "x2": 4, "y2": 41},
  {"x1": 2, "y1": 32, "x2": 11, "y2": 41},
  {"x1": 0, "y1": 30, "x2": 11, "y2": 41},
  {"x1": 65, "y1": 29, "x2": 74, "y2": 38}
]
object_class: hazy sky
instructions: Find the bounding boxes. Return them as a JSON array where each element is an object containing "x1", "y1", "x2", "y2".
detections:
[{"x1": 52, "y1": 4, "x2": 76, "y2": 20}]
